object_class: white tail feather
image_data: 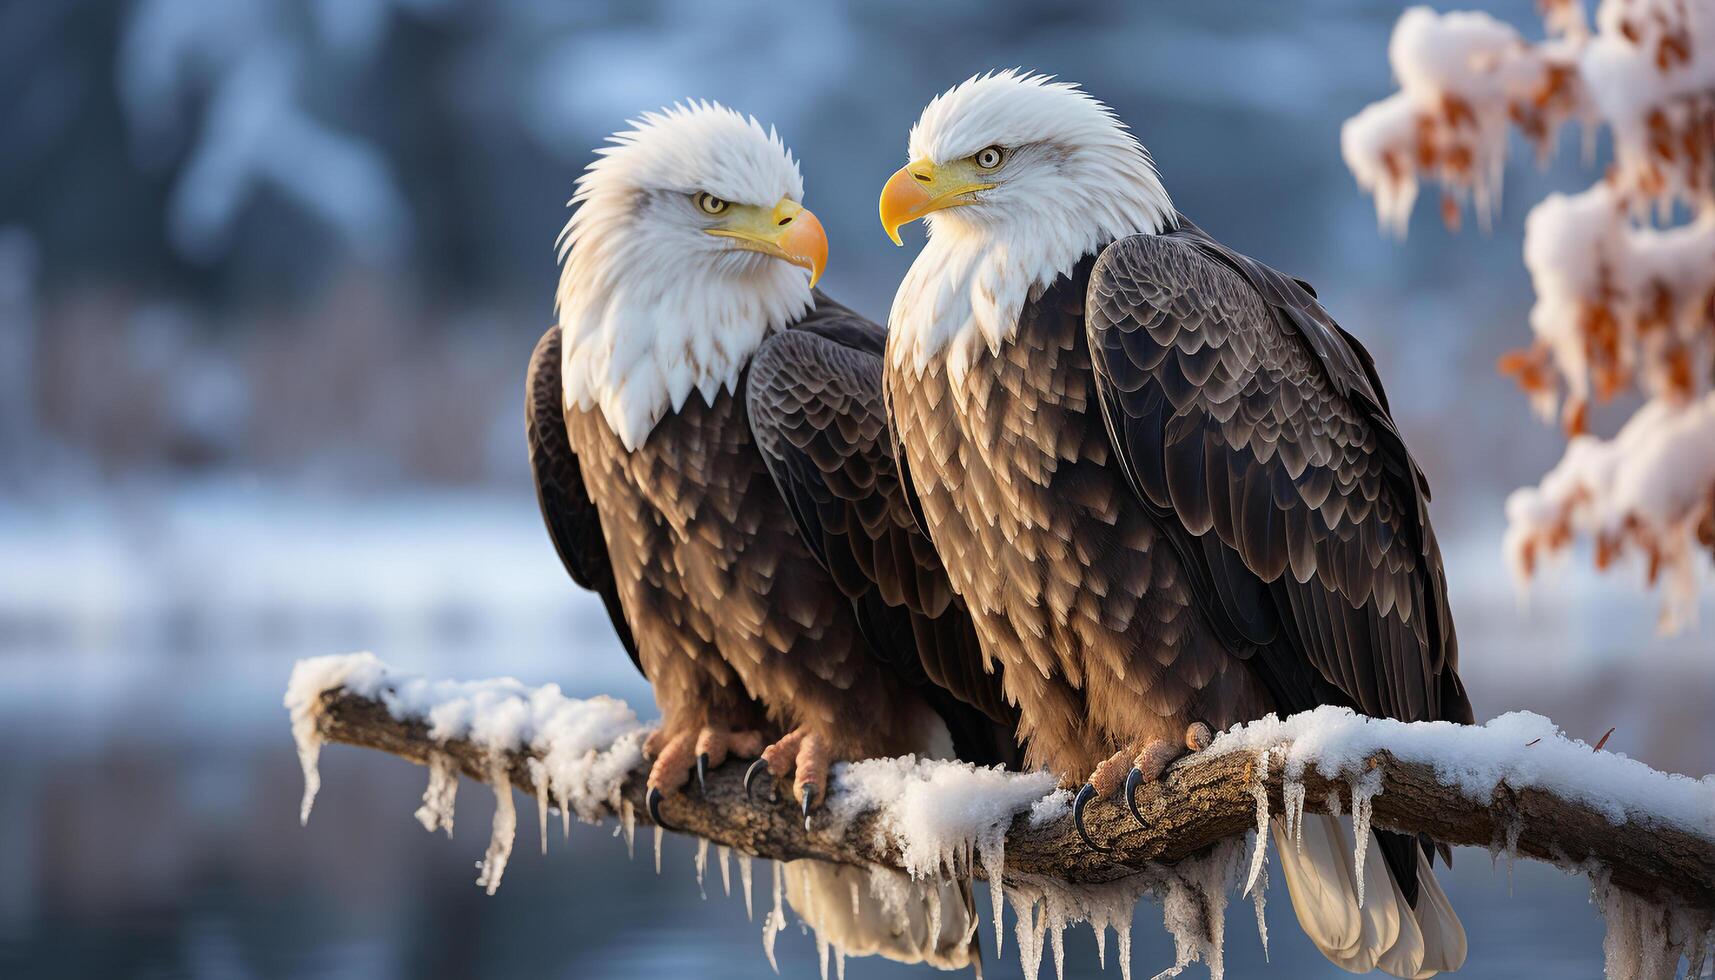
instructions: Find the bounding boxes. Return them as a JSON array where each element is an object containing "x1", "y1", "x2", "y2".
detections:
[
  {"x1": 1272, "y1": 815, "x2": 1464, "y2": 977},
  {"x1": 784, "y1": 860, "x2": 981, "y2": 972}
]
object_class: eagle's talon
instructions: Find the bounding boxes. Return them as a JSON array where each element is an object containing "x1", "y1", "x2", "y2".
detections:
[
  {"x1": 1123, "y1": 766, "x2": 1147, "y2": 828},
  {"x1": 646, "y1": 786, "x2": 676, "y2": 832},
  {"x1": 800, "y1": 784, "x2": 819, "y2": 831},
  {"x1": 1072, "y1": 782, "x2": 1111, "y2": 852},
  {"x1": 744, "y1": 758, "x2": 771, "y2": 801}
]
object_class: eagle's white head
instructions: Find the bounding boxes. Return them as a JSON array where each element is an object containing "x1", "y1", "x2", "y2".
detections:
[
  {"x1": 880, "y1": 71, "x2": 1175, "y2": 381},
  {"x1": 556, "y1": 102, "x2": 827, "y2": 450}
]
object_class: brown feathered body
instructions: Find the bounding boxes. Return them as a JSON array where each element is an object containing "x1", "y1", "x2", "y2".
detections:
[
  {"x1": 886, "y1": 221, "x2": 1471, "y2": 904},
  {"x1": 561, "y1": 357, "x2": 928, "y2": 759},
  {"x1": 887, "y1": 254, "x2": 1270, "y2": 781}
]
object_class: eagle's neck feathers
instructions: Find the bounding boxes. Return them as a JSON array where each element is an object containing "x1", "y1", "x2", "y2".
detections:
[
  {"x1": 888, "y1": 154, "x2": 1174, "y2": 387},
  {"x1": 556, "y1": 211, "x2": 811, "y2": 452}
]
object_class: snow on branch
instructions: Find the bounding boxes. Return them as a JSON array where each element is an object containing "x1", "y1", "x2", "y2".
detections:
[
  {"x1": 287, "y1": 654, "x2": 1715, "y2": 979},
  {"x1": 1344, "y1": 1, "x2": 1715, "y2": 628},
  {"x1": 1506, "y1": 392, "x2": 1715, "y2": 632}
]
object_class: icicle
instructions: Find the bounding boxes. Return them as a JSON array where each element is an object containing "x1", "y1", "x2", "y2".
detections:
[
  {"x1": 1243, "y1": 746, "x2": 1271, "y2": 895},
  {"x1": 1118, "y1": 917, "x2": 1133, "y2": 980},
  {"x1": 835, "y1": 949, "x2": 846, "y2": 980},
  {"x1": 1050, "y1": 910, "x2": 1066, "y2": 980},
  {"x1": 981, "y1": 840, "x2": 1007, "y2": 958},
  {"x1": 529, "y1": 760, "x2": 549, "y2": 854},
  {"x1": 653, "y1": 825, "x2": 663, "y2": 875},
  {"x1": 816, "y1": 932, "x2": 830, "y2": 980},
  {"x1": 849, "y1": 878, "x2": 861, "y2": 917},
  {"x1": 1592, "y1": 875, "x2": 1706, "y2": 980},
  {"x1": 1251, "y1": 855, "x2": 1269, "y2": 961},
  {"x1": 1324, "y1": 788, "x2": 1341, "y2": 818},
  {"x1": 1156, "y1": 847, "x2": 1237, "y2": 980},
  {"x1": 763, "y1": 861, "x2": 786, "y2": 972},
  {"x1": 290, "y1": 698, "x2": 325, "y2": 827},
  {"x1": 718, "y1": 845, "x2": 731, "y2": 897},
  {"x1": 620, "y1": 799, "x2": 635, "y2": 858},
  {"x1": 474, "y1": 759, "x2": 516, "y2": 895},
  {"x1": 741, "y1": 853, "x2": 756, "y2": 921},
  {"x1": 1348, "y1": 768, "x2": 1382, "y2": 910},
  {"x1": 557, "y1": 785, "x2": 570, "y2": 841},
  {"x1": 1282, "y1": 779, "x2": 1305, "y2": 852},
  {"x1": 927, "y1": 879, "x2": 944, "y2": 960},
  {"x1": 695, "y1": 838, "x2": 708, "y2": 899},
  {"x1": 1007, "y1": 886, "x2": 1049, "y2": 980},
  {"x1": 1094, "y1": 921, "x2": 1107, "y2": 969},
  {"x1": 413, "y1": 751, "x2": 458, "y2": 837},
  {"x1": 1504, "y1": 818, "x2": 1522, "y2": 895}
]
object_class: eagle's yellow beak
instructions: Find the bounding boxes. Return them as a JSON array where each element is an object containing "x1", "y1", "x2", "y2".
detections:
[
  {"x1": 879, "y1": 158, "x2": 994, "y2": 246},
  {"x1": 708, "y1": 197, "x2": 828, "y2": 287}
]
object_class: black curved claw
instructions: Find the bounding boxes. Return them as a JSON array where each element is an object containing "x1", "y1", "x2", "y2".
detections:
[
  {"x1": 1072, "y1": 783, "x2": 1112, "y2": 852},
  {"x1": 1124, "y1": 767, "x2": 1147, "y2": 829},
  {"x1": 800, "y1": 784, "x2": 819, "y2": 832},
  {"x1": 646, "y1": 786, "x2": 677, "y2": 832},
  {"x1": 744, "y1": 758, "x2": 776, "y2": 802},
  {"x1": 696, "y1": 753, "x2": 710, "y2": 795}
]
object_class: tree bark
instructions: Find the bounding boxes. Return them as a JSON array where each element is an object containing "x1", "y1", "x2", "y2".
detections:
[{"x1": 313, "y1": 688, "x2": 1715, "y2": 911}]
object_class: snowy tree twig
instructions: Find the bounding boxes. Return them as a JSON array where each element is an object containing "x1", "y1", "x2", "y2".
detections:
[{"x1": 302, "y1": 682, "x2": 1715, "y2": 912}]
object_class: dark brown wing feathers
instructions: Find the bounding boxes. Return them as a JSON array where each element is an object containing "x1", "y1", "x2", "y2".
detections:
[
  {"x1": 748, "y1": 300, "x2": 1020, "y2": 765},
  {"x1": 1086, "y1": 228, "x2": 1466, "y2": 726},
  {"x1": 527, "y1": 326, "x2": 642, "y2": 674}
]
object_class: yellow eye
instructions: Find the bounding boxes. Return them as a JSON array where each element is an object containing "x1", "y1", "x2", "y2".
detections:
[
  {"x1": 694, "y1": 192, "x2": 729, "y2": 215},
  {"x1": 974, "y1": 145, "x2": 1005, "y2": 170}
]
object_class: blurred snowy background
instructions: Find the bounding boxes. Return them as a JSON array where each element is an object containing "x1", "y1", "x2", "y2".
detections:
[{"x1": 0, "y1": 1, "x2": 1710, "y2": 978}]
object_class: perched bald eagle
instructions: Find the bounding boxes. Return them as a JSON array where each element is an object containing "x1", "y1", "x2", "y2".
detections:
[
  {"x1": 527, "y1": 102, "x2": 1015, "y2": 969},
  {"x1": 878, "y1": 71, "x2": 1472, "y2": 977}
]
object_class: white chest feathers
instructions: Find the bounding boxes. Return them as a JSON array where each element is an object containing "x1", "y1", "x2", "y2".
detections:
[{"x1": 558, "y1": 261, "x2": 810, "y2": 452}]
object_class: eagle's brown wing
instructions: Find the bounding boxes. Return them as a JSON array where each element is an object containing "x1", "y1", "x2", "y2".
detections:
[
  {"x1": 527, "y1": 325, "x2": 641, "y2": 675},
  {"x1": 1085, "y1": 227, "x2": 1469, "y2": 730},
  {"x1": 747, "y1": 299, "x2": 1020, "y2": 767}
]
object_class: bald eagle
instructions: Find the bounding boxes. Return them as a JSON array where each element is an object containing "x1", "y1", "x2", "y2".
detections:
[
  {"x1": 878, "y1": 71, "x2": 1472, "y2": 977},
  {"x1": 527, "y1": 101, "x2": 1015, "y2": 969}
]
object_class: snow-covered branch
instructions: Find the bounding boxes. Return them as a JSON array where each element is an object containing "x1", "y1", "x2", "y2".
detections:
[
  {"x1": 286, "y1": 653, "x2": 1715, "y2": 977},
  {"x1": 1344, "y1": 1, "x2": 1715, "y2": 629}
]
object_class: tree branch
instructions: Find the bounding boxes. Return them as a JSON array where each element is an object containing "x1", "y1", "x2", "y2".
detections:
[{"x1": 310, "y1": 687, "x2": 1715, "y2": 911}]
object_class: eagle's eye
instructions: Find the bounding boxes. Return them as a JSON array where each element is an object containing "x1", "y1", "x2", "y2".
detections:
[
  {"x1": 694, "y1": 192, "x2": 729, "y2": 216},
  {"x1": 973, "y1": 146, "x2": 1006, "y2": 170}
]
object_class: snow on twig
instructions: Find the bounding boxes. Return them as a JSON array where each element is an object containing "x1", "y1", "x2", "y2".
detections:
[{"x1": 287, "y1": 654, "x2": 1715, "y2": 978}]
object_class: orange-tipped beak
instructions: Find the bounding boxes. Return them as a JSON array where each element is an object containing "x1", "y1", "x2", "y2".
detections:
[
  {"x1": 879, "y1": 158, "x2": 993, "y2": 246},
  {"x1": 880, "y1": 165, "x2": 935, "y2": 246},
  {"x1": 776, "y1": 204, "x2": 828, "y2": 288},
  {"x1": 710, "y1": 197, "x2": 827, "y2": 287}
]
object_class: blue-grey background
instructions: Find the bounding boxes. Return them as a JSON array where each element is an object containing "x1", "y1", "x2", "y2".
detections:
[{"x1": 1, "y1": 1, "x2": 1710, "y2": 978}]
